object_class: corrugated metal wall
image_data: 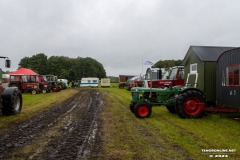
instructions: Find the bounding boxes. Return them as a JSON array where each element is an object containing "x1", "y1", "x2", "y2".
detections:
[{"x1": 217, "y1": 48, "x2": 240, "y2": 109}]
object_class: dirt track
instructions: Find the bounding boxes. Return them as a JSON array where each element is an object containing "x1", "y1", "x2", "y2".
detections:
[{"x1": 0, "y1": 89, "x2": 103, "y2": 160}]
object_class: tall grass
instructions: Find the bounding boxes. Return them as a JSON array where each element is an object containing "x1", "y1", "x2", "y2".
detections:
[{"x1": 99, "y1": 87, "x2": 240, "y2": 159}]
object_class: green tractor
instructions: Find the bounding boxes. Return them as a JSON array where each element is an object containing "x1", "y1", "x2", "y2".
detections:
[{"x1": 129, "y1": 86, "x2": 206, "y2": 119}]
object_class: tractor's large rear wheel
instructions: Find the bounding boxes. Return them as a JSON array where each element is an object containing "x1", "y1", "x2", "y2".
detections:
[
  {"x1": 134, "y1": 103, "x2": 152, "y2": 118},
  {"x1": 130, "y1": 103, "x2": 135, "y2": 113},
  {"x1": 1, "y1": 88, "x2": 22, "y2": 115},
  {"x1": 166, "y1": 105, "x2": 176, "y2": 113},
  {"x1": 176, "y1": 90, "x2": 206, "y2": 118}
]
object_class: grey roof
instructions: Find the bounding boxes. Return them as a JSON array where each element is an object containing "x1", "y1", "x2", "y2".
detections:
[
  {"x1": 119, "y1": 75, "x2": 136, "y2": 77},
  {"x1": 182, "y1": 46, "x2": 236, "y2": 65}
]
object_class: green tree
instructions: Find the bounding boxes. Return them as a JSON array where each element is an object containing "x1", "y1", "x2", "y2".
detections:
[
  {"x1": 19, "y1": 53, "x2": 48, "y2": 74},
  {"x1": 154, "y1": 59, "x2": 183, "y2": 68},
  {"x1": 18, "y1": 57, "x2": 31, "y2": 68},
  {"x1": 19, "y1": 54, "x2": 106, "y2": 81},
  {"x1": 71, "y1": 57, "x2": 106, "y2": 80}
]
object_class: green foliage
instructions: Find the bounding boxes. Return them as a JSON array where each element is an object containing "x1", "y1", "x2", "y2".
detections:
[
  {"x1": 108, "y1": 76, "x2": 118, "y2": 83},
  {"x1": 47, "y1": 56, "x2": 73, "y2": 78},
  {"x1": 18, "y1": 53, "x2": 48, "y2": 74},
  {"x1": 154, "y1": 59, "x2": 182, "y2": 68},
  {"x1": 19, "y1": 54, "x2": 106, "y2": 80},
  {"x1": 71, "y1": 57, "x2": 106, "y2": 80}
]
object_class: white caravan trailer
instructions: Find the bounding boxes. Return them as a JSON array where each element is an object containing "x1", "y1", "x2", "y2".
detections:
[
  {"x1": 80, "y1": 77, "x2": 99, "y2": 87},
  {"x1": 100, "y1": 78, "x2": 111, "y2": 88}
]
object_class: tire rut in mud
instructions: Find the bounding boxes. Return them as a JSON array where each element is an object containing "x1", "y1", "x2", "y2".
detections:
[{"x1": 0, "y1": 89, "x2": 103, "y2": 160}]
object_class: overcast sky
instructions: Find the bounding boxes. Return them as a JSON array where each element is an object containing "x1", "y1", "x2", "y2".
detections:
[{"x1": 0, "y1": 0, "x2": 239, "y2": 77}]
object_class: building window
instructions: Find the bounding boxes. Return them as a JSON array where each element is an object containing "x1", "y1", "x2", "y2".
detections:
[
  {"x1": 227, "y1": 64, "x2": 240, "y2": 86},
  {"x1": 222, "y1": 70, "x2": 226, "y2": 86},
  {"x1": 190, "y1": 63, "x2": 197, "y2": 73}
]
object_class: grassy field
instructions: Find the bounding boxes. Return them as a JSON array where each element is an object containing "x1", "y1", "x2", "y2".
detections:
[
  {"x1": 0, "y1": 86, "x2": 239, "y2": 159},
  {"x1": 99, "y1": 86, "x2": 240, "y2": 160}
]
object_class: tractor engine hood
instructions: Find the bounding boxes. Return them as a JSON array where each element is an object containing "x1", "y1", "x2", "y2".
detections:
[{"x1": 131, "y1": 85, "x2": 185, "y2": 93}]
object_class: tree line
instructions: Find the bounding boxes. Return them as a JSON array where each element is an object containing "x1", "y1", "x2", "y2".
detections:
[
  {"x1": 153, "y1": 59, "x2": 182, "y2": 68},
  {"x1": 18, "y1": 53, "x2": 106, "y2": 81}
]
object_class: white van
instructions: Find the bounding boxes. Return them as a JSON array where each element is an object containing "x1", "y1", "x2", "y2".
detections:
[{"x1": 80, "y1": 77, "x2": 99, "y2": 87}]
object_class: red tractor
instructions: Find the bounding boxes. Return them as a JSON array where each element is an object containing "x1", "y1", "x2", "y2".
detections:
[
  {"x1": 9, "y1": 75, "x2": 42, "y2": 94},
  {"x1": 126, "y1": 76, "x2": 144, "y2": 91},
  {"x1": 147, "y1": 66, "x2": 184, "y2": 88},
  {"x1": 9, "y1": 73, "x2": 54, "y2": 94}
]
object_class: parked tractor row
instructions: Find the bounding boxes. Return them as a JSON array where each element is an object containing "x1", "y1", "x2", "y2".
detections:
[
  {"x1": 119, "y1": 66, "x2": 185, "y2": 90},
  {"x1": 8, "y1": 74, "x2": 65, "y2": 94},
  {"x1": 129, "y1": 46, "x2": 240, "y2": 119}
]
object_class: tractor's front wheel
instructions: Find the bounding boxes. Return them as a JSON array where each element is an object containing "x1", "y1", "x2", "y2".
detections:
[
  {"x1": 42, "y1": 88, "x2": 47, "y2": 94},
  {"x1": 176, "y1": 90, "x2": 206, "y2": 118},
  {"x1": 31, "y1": 89, "x2": 37, "y2": 95},
  {"x1": 119, "y1": 84, "x2": 124, "y2": 89},
  {"x1": 52, "y1": 87, "x2": 58, "y2": 92},
  {"x1": 134, "y1": 103, "x2": 152, "y2": 118}
]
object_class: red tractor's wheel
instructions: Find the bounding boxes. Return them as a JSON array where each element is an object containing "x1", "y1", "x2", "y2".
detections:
[
  {"x1": 31, "y1": 89, "x2": 37, "y2": 95},
  {"x1": 184, "y1": 98, "x2": 202, "y2": 115},
  {"x1": 134, "y1": 103, "x2": 152, "y2": 118},
  {"x1": 176, "y1": 90, "x2": 206, "y2": 118},
  {"x1": 42, "y1": 89, "x2": 47, "y2": 94},
  {"x1": 119, "y1": 84, "x2": 124, "y2": 89},
  {"x1": 52, "y1": 87, "x2": 58, "y2": 92}
]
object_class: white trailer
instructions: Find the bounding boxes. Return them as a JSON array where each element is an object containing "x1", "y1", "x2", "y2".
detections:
[
  {"x1": 100, "y1": 78, "x2": 110, "y2": 88},
  {"x1": 80, "y1": 77, "x2": 99, "y2": 87}
]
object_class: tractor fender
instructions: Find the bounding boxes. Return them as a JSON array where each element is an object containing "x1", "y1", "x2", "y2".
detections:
[{"x1": 179, "y1": 87, "x2": 205, "y2": 96}]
